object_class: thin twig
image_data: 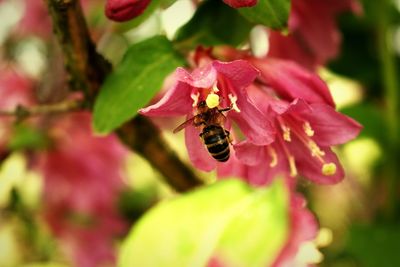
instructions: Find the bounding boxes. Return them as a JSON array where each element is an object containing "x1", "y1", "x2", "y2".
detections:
[
  {"x1": 0, "y1": 100, "x2": 81, "y2": 119},
  {"x1": 44, "y1": 0, "x2": 203, "y2": 192}
]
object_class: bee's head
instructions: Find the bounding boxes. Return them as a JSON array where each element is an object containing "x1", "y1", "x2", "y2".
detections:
[{"x1": 197, "y1": 100, "x2": 209, "y2": 113}]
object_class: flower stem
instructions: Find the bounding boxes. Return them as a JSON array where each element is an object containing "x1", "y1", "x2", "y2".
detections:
[{"x1": 376, "y1": 0, "x2": 400, "y2": 220}]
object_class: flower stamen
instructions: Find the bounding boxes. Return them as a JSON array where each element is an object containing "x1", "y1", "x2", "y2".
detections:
[
  {"x1": 288, "y1": 155, "x2": 298, "y2": 177},
  {"x1": 228, "y1": 93, "x2": 241, "y2": 112},
  {"x1": 212, "y1": 83, "x2": 220, "y2": 93},
  {"x1": 281, "y1": 124, "x2": 291, "y2": 142},
  {"x1": 308, "y1": 141, "x2": 325, "y2": 158},
  {"x1": 191, "y1": 92, "x2": 200, "y2": 107},
  {"x1": 267, "y1": 147, "x2": 278, "y2": 167},
  {"x1": 303, "y1": 121, "x2": 314, "y2": 137}
]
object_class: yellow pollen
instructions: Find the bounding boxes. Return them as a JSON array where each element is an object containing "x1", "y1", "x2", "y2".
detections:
[
  {"x1": 206, "y1": 93, "x2": 220, "y2": 108},
  {"x1": 267, "y1": 147, "x2": 278, "y2": 167},
  {"x1": 212, "y1": 83, "x2": 220, "y2": 93},
  {"x1": 228, "y1": 93, "x2": 241, "y2": 112},
  {"x1": 288, "y1": 155, "x2": 298, "y2": 177},
  {"x1": 303, "y1": 121, "x2": 314, "y2": 137},
  {"x1": 191, "y1": 92, "x2": 199, "y2": 107},
  {"x1": 282, "y1": 125, "x2": 291, "y2": 142},
  {"x1": 322, "y1": 163, "x2": 337, "y2": 176},
  {"x1": 315, "y1": 228, "x2": 333, "y2": 247},
  {"x1": 308, "y1": 141, "x2": 325, "y2": 157}
]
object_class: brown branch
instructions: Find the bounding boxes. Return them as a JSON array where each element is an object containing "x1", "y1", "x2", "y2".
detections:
[
  {"x1": 44, "y1": 0, "x2": 203, "y2": 192},
  {"x1": 0, "y1": 100, "x2": 81, "y2": 120}
]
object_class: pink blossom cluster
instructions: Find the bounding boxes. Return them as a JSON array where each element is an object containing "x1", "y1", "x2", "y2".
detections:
[{"x1": 0, "y1": 2, "x2": 129, "y2": 265}]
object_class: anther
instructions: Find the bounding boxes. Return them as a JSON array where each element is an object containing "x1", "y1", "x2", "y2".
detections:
[
  {"x1": 303, "y1": 121, "x2": 314, "y2": 137},
  {"x1": 322, "y1": 163, "x2": 337, "y2": 176},
  {"x1": 288, "y1": 155, "x2": 298, "y2": 177},
  {"x1": 191, "y1": 92, "x2": 200, "y2": 107},
  {"x1": 206, "y1": 93, "x2": 220, "y2": 108},
  {"x1": 267, "y1": 147, "x2": 278, "y2": 167},
  {"x1": 228, "y1": 94, "x2": 241, "y2": 112},
  {"x1": 212, "y1": 83, "x2": 220, "y2": 93},
  {"x1": 281, "y1": 125, "x2": 291, "y2": 142}
]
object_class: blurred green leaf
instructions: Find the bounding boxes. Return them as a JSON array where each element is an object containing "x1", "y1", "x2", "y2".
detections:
[
  {"x1": 7, "y1": 125, "x2": 49, "y2": 151},
  {"x1": 119, "y1": 178, "x2": 289, "y2": 267},
  {"x1": 346, "y1": 224, "x2": 400, "y2": 267},
  {"x1": 341, "y1": 103, "x2": 388, "y2": 145},
  {"x1": 175, "y1": 0, "x2": 253, "y2": 48},
  {"x1": 93, "y1": 36, "x2": 185, "y2": 134},
  {"x1": 239, "y1": 0, "x2": 290, "y2": 30}
]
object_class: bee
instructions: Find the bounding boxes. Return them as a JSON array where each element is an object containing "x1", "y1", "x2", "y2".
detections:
[{"x1": 173, "y1": 101, "x2": 232, "y2": 162}]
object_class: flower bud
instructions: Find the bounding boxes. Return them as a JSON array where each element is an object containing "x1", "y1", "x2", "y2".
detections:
[
  {"x1": 105, "y1": 0, "x2": 151, "y2": 22},
  {"x1": 222, "y1": 0, "x2": 258, "y2": 8}
]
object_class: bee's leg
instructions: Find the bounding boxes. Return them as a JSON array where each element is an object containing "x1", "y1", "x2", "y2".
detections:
[
  {"x1": 225, "y1": 129, "x2": 233, "y2": 144},
  {"x1": 194, "y1": 121, "x2": 206, "y2": 127},
  {"x1": 218, "y1": 107, "x2": 232, "y2": 113}
]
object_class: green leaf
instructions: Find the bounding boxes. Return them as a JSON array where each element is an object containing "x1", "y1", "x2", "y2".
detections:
[
  {"x1": 346, "y1": 224, "x2": 400, "y2": 267},
  {"x1": 239, "y1": 0, "x2": 290, "y2": 30},
  {"x1": 93, "y1": 36, "x2": 185, "y2": 134},
  {"x1": 175, "y1": 0, "x2": 253, "y2": 48},
  {"x1": 118, "y1": 178, "x2": 289, "y2": 267}
]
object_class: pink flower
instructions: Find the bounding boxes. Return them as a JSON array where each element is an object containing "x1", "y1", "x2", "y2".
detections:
[
  {"x1": 0, "y1": 67, "x2": 34, "y2": 152},
  {"x1": 222, "y1": 0, "x2": 258, "y2": 8},
  {"x1": 249, "y1": 58, "x2": 335, "y2": 107},
  {"x1": 105, "y1": 0, "x2": 151, "y2": 22},
  {"x1": 35, "y1": 112, "x2": 128, "y2": 267},
  {"x1": 268, "y1": 0, "x2": 361, "y2": 69},
  {"x1": 17, "y1": 0, "x2": 52, "y2": 38},
  {"x1": 140, "y1": 59, "x2": 275, "y2": 171},
  {"x1": 235, "y1": 94, "x2": 362, "y2": 184}
]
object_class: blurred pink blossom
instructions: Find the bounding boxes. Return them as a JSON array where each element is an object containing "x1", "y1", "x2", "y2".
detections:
[
  {"x1": 0, "y1": 66, "x2": 34, "y2": 151},
  {"x1": 222, "y1": 0, "x2": 258, "y2": 8},
  {"x1": 268, "y1": 0, "x2": 361, "y2": 69},
  {"x1": 272, "y1": 178, "x2": 318, "y2": 267},
  {"x1": 35, "y1": 112, "x2": 128, "y2": 267}
]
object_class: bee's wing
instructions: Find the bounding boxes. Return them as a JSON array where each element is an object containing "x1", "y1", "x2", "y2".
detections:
[{"x1": 173, "y1": 116, "x2": 195, "y2": 133}]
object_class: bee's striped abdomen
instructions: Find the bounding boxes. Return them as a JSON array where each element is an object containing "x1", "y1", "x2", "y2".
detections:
[{"x1": 201, "y1": 125, "x2": 230, "y2": 162}]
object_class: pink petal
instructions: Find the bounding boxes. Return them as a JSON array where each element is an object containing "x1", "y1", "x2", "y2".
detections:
[
  {"x1": 176, "y1": 65, "x2": 217, "y2": 89},
  {"x1": 268, "y1": 0, "x2": 360, "y2": 68},
  {"x1": 222, "y1": 0, "x2": 258, "y2": 8},
  {"x1": 268, "y1": 31, "x2": 317, "y2": 70},
  {"x1": 185, "y1": 121, "x2": 216, "y2": 172},
  {"x1": 105, "y1": 0, "x2": 151, "y2": 22},
  {"x1": 299, "y1": 103, "x2": 363, "y2": 146},
  {"x1": 216, "y1": 153, "x2": 248, "y2": 180},
  {"x1": 139, "y1": 80, "x2": 193, "y2": 117},
  {"x1": 289, "y1": 138, "x2": 345, "y2": 184},
  {"x1": 226, "y1": 85, "x2": 275, "y2": 145},
  {"x1": 273, "y1": 187, "x2": 318, "y2": 267},
  {"x1": 213, "y1": 60, "x2": 260, "y2": 90},
  {"x1": 251, "y1": 58, "x2": 335, "y2": 106},
  {"x1": 233, "y1": 141, "x2": 266, "y2": 166}
]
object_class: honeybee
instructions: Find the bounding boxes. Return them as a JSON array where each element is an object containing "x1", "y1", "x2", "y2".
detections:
[{"x1": 173, "y1": 101, "x2": 232, "y2": 162}]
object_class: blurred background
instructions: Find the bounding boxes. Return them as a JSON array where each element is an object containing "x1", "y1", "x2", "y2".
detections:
[{"x1": 0, "y1": 0, "x2": 399, "y2": 266}]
